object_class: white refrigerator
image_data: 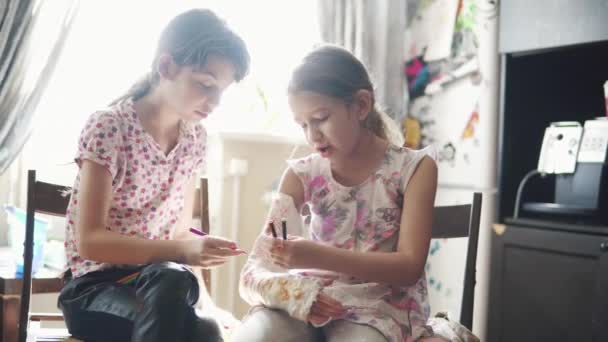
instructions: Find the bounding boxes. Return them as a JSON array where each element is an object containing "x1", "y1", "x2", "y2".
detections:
[{"x1": 404, "y1": 0, "x2": 499, "y2": 339}]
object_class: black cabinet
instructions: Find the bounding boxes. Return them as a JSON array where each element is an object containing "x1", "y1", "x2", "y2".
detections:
[
  {"x1": 592, "y1": 248, "x2": 608, "y2": 341},
  {"x1": 491, "y1": 2, "x2": 608, "y2": 341},
  {"x1": 488, "y1": 221, "x2": 608, "y2": 341}
]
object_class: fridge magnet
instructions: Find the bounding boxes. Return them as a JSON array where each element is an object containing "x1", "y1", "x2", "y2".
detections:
[
  {"x1": 438, "y1": 142, "x2": 457, "y2": 166},
  {"x1": 405, "y1": 56, "x2": 431, "y2": 100},
  {"x1": 403, "y1": 116, "x2": 422, "y2": 148},
  {"x1": 460, "y1": 107, "x2": 479, "y2": 140}
]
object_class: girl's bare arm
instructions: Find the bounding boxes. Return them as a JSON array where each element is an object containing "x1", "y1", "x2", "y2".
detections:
[
  {"x1": 76, "y1": 160, "x2": 184, "y2": 264},
  {"x1": 299, "y1": 157, "x2": 438, "y2": 286},
  {"x1": 173, "y1": 177, "x2": 197, "y2": 240}
]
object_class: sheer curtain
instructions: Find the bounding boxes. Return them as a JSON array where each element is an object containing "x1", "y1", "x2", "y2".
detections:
[
  {"x1": 0, "y1": 0, "x2": 78, "y2": 244},
  {"x1": 318, "y1": 0, "x2": 408, "y2": 118},
  {"x1": 0, "y1": 0, "x2": 78, "y2": 174}
]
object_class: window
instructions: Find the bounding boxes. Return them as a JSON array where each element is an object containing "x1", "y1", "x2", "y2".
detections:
[{"x1": 23, "y1": 0, "x2": 319, "y2": 185}]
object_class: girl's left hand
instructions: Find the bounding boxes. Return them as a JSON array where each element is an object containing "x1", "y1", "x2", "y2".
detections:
[
  {"x1": 308, "y1": 293, "x2": 345, "y2": 325},
  {"x1": 258, "y1": 231, "x2": 319, "y2": 269}
]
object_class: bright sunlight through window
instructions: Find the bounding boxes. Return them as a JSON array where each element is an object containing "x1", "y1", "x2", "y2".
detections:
[{"x1": 25, "y1": 0, "x2": 319, "y2": 184}]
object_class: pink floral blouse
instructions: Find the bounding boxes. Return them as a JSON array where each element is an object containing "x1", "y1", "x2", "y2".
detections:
[{"x1": 64, "y1": 98, "x2": 206, "y2": 278}]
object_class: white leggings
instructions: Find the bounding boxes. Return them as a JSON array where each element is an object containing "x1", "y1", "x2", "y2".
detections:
[{"x1": 232, "y1": 307, "x2": 387, "y2": 342}]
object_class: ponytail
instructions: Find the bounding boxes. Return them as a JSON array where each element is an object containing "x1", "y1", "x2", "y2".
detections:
[
  {"x1": 110, "y1": 73, "x2": 159, "y2": 105},
  {"x1": 365, "y1": 107, "x2": 404, "y2": 147}
]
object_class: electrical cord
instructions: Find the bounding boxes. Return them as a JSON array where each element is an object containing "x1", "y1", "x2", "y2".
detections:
[{"x1": 513, "y1": 169, "x2": 547, "y2": 219}]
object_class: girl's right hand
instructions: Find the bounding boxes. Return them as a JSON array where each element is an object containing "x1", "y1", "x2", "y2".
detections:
[
  {"x1": 307, "y1": 293, "x2": 345, "y2": 325},
  {"x1": 181, "y1": 235, "x2": 246, "y2": 268}
]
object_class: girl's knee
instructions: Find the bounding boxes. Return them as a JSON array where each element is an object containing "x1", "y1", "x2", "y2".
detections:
[
  {"x1": 323, "y1": 320, "x2": 386, "y2": 342},
  {"x1": 190, "y1": 316, "x2": 223, "y2": 342},
  {"x1": 137, "y1": 262, "x2": 199, "y2": 304},
  {"x1": 233, "y1": 308, "x2": 319, "y2": 342},
  {"x1": 140, "y1": 262, "x2": 195, "y2": 286}
]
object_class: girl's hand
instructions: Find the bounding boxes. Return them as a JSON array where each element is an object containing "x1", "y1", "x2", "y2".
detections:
[
  {"x1": 258, "y1": 231, "x2": 319, "y2": 269},
  {"x1": 181, "y1": 235, "x2": 246, "y2": 268},
  {"x1": 307, "y1": 293, "x2": 344, "y2": 325}
]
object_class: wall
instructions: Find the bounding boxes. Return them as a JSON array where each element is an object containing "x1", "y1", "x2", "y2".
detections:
[
  {"x1": 205, "y1": 132, "x2": 310, "y2": 319},
  {"x1": 403, "y1": 0, "x2": 499, "y2": 338}
]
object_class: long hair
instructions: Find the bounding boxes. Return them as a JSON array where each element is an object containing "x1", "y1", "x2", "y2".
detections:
[
  {"x1": 288, "y1": 45, "x2": 403, "y2": 146},
  {"x1": 112, "y1": 9, "x2": 250, "y2": 105}
]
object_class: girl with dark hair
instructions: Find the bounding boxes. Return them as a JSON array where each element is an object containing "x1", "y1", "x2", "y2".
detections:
[{"x1": 58, "y1": 9, "x2": 249, "y2": 342}]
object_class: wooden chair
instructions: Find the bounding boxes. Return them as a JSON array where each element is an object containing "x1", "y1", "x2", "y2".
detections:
[
  {"x1": 192, "y1": 178, "x2": 212, "y2": 294},
  {"x1": 17, "y1": 170, "x2": 211, "y2": 342},
  {"x1": 17, "y1": 170, "x2": 70, "y2": 342},
  {"x1": 431, "y1": 192, "x2": 482, "y2": 331}
]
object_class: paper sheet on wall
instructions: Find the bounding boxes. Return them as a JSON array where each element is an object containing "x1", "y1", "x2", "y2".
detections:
[{"x1": 405, "y1": 0, "x2": 459, "y2": 61}]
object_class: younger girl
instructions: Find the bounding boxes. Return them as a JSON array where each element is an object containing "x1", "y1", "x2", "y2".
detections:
[
  {"x1": 58, "y1": 9, "x2": 249, "y2": 342},
  {"x1": 234, "y1": 45, "x2": 447, "y2": 342}
]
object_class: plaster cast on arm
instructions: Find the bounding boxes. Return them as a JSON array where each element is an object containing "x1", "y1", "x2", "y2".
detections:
[{"x1": 238, "y1": 193, "x2": 320, "y2": 320}]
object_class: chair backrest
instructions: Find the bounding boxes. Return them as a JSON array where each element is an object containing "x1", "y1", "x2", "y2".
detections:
[
  {"x1": 193, "y1": 177, "x2": 212, "y2": 293},
  {"x1": 431, "y1": 192, "x2": 482, "y2": 331},
  {"x1": 19, "y1": 170, "x2": 71, "y2": 342}
]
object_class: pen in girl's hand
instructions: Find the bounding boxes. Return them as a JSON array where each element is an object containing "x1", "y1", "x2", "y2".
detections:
[
  {"x1": 190, "y1": 227, "x2": 247, "y2": 254},
  {"x1": 281, "y1": 219, "x2": 287, "y2": 240},
  {"x1": 189, "y1": 227, "x2": 207, "y2": 236},
  {"x1": 269, "y1": 221, "x2": 278, "y2": 238}
]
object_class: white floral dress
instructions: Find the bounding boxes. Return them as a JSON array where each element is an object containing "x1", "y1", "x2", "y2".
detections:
[{"x1": 240, "y1": 144, "x2": 437, "y2": 341}]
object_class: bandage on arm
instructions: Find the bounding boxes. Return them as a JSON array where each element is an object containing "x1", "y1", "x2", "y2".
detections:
[{"x1": 238, "y1": 193, "x2": 320, "y2": 321}]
